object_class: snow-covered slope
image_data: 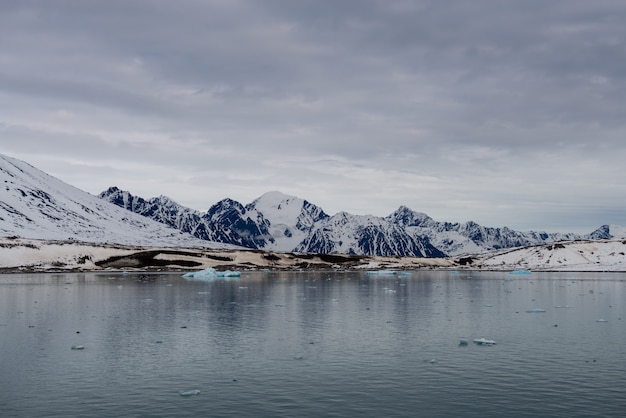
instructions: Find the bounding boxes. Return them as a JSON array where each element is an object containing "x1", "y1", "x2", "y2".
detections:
[
  {"x1": 476, "y1": 240, "x2": 626, "y2": 271},
  {"x1": 0, "y1": 154, "x2": 231, "y2": 248}
]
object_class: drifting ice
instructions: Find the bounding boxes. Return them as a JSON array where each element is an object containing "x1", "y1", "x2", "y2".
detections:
[
  {"x1": 179, "y1": 390, "x2": 200, "y2": 397},
  {"x1": 526, "y1": 308, "x2": 546, "y2": 313},
  {"x1": 365, "y1": 270, "x2": 397, "y2": 276},
  {"x1": 473, "y1": 338, "x2": 496, "y2": 346},
  {"x1": 182, "y1": 268, "x2": 241, "y2": 280},
  {"x1": 510, "y1": 269, "x2": 531, "y2": 275}
]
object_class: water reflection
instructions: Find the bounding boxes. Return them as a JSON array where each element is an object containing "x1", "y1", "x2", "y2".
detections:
[{"x1": 1, "y1": 270, "x2": 626, "y2": 417}]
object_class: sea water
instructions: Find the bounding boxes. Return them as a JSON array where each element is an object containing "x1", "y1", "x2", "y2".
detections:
[{"x1": 1, "y1": 270, "x2": 625, "y2": 417}]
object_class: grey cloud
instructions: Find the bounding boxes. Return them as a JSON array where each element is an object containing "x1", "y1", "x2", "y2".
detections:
[{"x1": 1, "y1": 0, "x2": 625, "y2": 231}]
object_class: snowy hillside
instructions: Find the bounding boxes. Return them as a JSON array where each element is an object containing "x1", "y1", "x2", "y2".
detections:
[
  {"x1": 0, "y1": 154, "x2": 231, "y2": 249},
  {"x1": 476, "y1": 240, "x2": 626, "y2": 271}
]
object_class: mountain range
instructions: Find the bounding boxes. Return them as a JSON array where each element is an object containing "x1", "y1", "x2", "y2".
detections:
[
  {"x1": 1, "y1": 152, "x2": 623, "y2": 258},
  {"x1": 98, "y1": 186, "x2": 624, "y2": 257}
]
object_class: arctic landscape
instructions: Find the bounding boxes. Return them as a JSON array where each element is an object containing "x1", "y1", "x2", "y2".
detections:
[{"x1": 1, "y1": 153, "x2": 624, "y2": 272}]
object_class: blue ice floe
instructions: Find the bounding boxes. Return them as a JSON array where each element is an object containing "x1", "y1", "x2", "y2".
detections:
[
  {"x1": 510, "y1": 269, "x2": 531, "y2": 275},
  {"x1": 182, "y1": 268, "x2": 241, "y2": 280}
]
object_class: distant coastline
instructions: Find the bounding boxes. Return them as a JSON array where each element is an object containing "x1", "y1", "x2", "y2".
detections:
[{"x1": 1, "y1": 236, "x2": 625, "y2": 273}]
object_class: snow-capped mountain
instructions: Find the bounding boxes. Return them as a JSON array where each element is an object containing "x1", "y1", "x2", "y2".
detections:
[
  {"x1": 245, "y1": 191, "x2": 330, "y2": 251},
  {"x1": 588, "y1": 224, "x2": 626, "y2": 240},
  {"x1": 99, "y1": 188, "x2": 329, "y2": 252},
  {"x1": 294, "y1": 211, "x2": 445, "y2": 257},
  {"x1": 386, "y1": 206, "x2": 580, "y2": 256},
  {"x1": 0, "y1": 154, "x2": 230, "y2": 249},
  {"x1": 99, "y1": 187, "x2": 597, "y2": 257}
]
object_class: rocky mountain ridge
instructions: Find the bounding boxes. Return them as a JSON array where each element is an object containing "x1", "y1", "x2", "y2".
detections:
[{"x1": 99, "y1": 187, "x2": 617, "y2": 257}]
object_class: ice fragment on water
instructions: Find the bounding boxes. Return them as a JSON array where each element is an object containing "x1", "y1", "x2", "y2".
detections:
[
  {"x1": 526, "y1": 308, "x2": 546, "y2": 313},
  {"x1": 473, "y1": 338, "x2": 496, "y2": 346},
  {"x1": 71, "y1": 345, "x2": 85, "y2": 350},
  {"x1": 179, "y1": 390, "x2": 200, "y2": 397},
  {"x1": 365, "y1": 270, "x2": 397, "y2": 276},
  {"x1": 182, "y1": 268, "x2": 240, "y2": 280},
  {"x1": 596, "y1": 318, "x2": 608, "y2": 322}
]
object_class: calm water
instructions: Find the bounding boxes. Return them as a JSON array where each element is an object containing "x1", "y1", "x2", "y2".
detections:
[{"x1": 1, "y1": 270, "x2": 625, "y2": 417}]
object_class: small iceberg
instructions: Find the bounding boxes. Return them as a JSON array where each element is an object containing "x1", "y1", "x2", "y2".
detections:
[
  {"x1": 526, "y1": 308, "x2": 546, "y2": 313},
  {"x1": 596, "y1": 319, "x2": 608, "y2": 323},
  {"x1": 459, "y1": 338, "x2": 469, "y2": 346},
  {"x1": 182, "y1": 268, "x2": 241, "y2": 280},
  {"x1": 510, "y1": 269, "x2": 531, "y2": 275},
  {"x1": 473, "y1": 338, "x2": 496, "y2": 346},
  {"x1": 71, "y1": 345, "x2": 85, "y2": 350},
  {"x1": 179, "y1": 389, "x2": 200, "y2": 397}
]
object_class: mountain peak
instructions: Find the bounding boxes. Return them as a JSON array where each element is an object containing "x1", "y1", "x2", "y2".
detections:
[{"x1": 387, "y1": 205, "x2": 433, "y2": 227}]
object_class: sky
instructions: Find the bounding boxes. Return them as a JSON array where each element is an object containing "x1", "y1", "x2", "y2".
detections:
[{"x1": 1, "y1": 0, "x2": 625, "y2": 234}]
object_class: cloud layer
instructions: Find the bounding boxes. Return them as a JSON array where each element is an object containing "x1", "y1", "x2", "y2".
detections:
[{"x1": 2, "y1": 0, "x2": 625, "y2": 232}]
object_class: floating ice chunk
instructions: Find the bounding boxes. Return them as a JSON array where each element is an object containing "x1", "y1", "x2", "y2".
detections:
[
  {"x1": 179, "y1": 390, "x2": 200, "y2": 397},
  {"x1": 596, "y1": 319, "x2": 608, "y2": 323},
  {"x1": 510, "y1": 269, "x2": 531, "y2": 275},
  {"x1": 459, "y1": 338, "x2": 469, "y2": 346},
  {"x1": 473, "y1": 338, "x2": 496, "y2": 346},
  {"x1": 182, "y1": 268, "x2": 240, "y2": 280},
  {"x1": 217, "y1": 270, "x2": 241, "y2": 278},
  {"x1": 365, "y1": 270, "x2": 397, "y2": 276},
  {"x1": 71, "y1": 345, "x2": 85, "y2": 350},
  {"x1": 526, "y1": 308, "x2": 546, "y2": 313}
]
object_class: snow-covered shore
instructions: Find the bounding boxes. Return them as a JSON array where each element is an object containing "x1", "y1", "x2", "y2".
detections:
[
  {"x1": 474, "y1": 239, "x2": 626, "y2": 272},
  {"x1": 1, "y1": 236, "x2": 625, "y2": 273}
]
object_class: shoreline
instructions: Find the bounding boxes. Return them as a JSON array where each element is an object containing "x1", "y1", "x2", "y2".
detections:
[{"x1": 1, "y1": 236, "x2": 625, "y2": 274}]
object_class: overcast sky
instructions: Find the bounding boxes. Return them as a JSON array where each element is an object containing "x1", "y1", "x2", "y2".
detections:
[{"x1": 1, "y1": 0, "x2": 625, "y2": 233}]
